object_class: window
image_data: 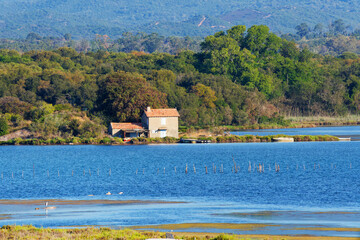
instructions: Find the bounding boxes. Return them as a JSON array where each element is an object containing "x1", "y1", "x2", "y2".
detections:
[{"x1": 161, "y1": 118, "x2": 166, "y2": 125}]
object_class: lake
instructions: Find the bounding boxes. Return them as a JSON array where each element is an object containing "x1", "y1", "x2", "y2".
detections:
[{"x1": 0, "y1": 126, "x2": 359, "y2": 237}]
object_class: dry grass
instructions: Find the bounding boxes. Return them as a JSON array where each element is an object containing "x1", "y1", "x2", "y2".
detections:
[
  {"x1": 0, "y1": 225, "x2": 359, "y2": 240},
  {"x1": 285, "y1": 115, "x2": 360, "y2": 124}
]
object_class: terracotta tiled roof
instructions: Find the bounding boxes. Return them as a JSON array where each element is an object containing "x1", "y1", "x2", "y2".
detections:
[
  {"x1": 144, "y1": 108, "x2": 180, "y2": 117},
  {"x1": 110, "y1": 122, "x2": 144, "y2": 130}
]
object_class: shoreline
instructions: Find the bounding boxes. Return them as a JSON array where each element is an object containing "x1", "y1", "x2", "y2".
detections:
[
  {"x1": 0, "y1": 134, "x2": 341, "y2": 146},
  {"x1": 0, "y1": 200, "x2": 359, "y2": 239},
  {"x1": 0, "y1": 225, "x2": 359, "y2": 240}
]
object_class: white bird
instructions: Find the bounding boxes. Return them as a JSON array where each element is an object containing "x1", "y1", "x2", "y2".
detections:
[{"x1": 106, "y1": 192, "x2": 112, "y2": 195}]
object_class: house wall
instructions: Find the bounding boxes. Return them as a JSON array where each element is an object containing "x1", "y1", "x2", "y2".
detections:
[
  {"x1": 146, "y1": 116, "x2": 178, "y2": 138},
  {"x1": 109, "y1": 126, "x2": 121, "y2": 137}
]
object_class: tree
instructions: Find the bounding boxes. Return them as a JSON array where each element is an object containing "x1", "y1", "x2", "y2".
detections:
[
  {"x1": 0, "y1": 118, "x2": 8, "y2": 136},
  {"x1": 329, "y1": 19, "x2": 348, "y2": 36},
  {"x1": 295, "y1": 23, "x2": 310, "y2": 39},
  {"x1": 26, "y1": 33, "x2": 42, "y2": 41},
  {"x1": 98, "y1": 71, "x2": 168, "y2": 122},
  {"x1": 313, "y1": 23, "x2": 324, "y2": 37},
  {"x1": 64, "y1": 33, "x2": 72, "y2": 41},
  {"x1": 192, "y1": 83, "x2": 217, "y2": 108}
]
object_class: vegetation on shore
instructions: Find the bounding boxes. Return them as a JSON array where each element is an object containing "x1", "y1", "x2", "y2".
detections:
[
  {"x1": 0, "y1": 225, "x2": 358, "y2": 240},
  {"x1": 0, "y1": 134, "x2": 339, "y2": 146},
  {"x1": 0, "y1": 24, "x2": 360, "y2": 141}
]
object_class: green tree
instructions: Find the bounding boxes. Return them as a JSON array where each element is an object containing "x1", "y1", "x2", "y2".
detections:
[
  {"x1": 98, "y1": 71, "x2": 168, "y2": 122},
  {"x1": 0, "y1": 118, "x2": 8, "y2": 136}
]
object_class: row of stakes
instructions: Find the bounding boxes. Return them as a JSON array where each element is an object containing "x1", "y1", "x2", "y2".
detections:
[{"x1": 0, "y1": 161, "x2": 354, "y2": 179}]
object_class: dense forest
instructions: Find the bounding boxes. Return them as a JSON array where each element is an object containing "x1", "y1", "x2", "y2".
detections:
[
  {"x1": 0, "y1": 25, "x2": 359, "y2": 139},
  {"x1": 2, "y1": 19, "x2": 360, "y2": 57},
  {"x1": 1, "y1": 0, "x2": 360, "y2": 38},
  {"x1": 282, "y1": 19, "x2": 360, "y2": 55},
  {"x1": 0, "y1": 33, "x2": 202, "y2": 55}
]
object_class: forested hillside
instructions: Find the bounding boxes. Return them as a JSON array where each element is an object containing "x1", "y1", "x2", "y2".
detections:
[
  {"x1": 1, "y1": 0, "x2": 360, "y2": 38},
  {"x1": 0, "y1": 25, "x2": 359, "y2": 139}
]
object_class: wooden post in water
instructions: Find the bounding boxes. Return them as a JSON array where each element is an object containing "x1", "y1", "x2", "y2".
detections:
[
  {"x1": 185, "y1": 164, "x2": 188, "y2": 174},
  {"x1": 248, "y1": 161, "x2": 251, "y2": 172},
  {"x1": 193, "y1": 164, "x2": 196, "y2": 173},
  {"x1": 233, "y1": 157, "x2": 237, "y2": 173},
  {"x1": 214, "y1": 164, "x2": 216, "y2": 173},
  {"x1": 221, "y1": 164, "x2": 224, "y2": 173},
  {"x1": 109, "y1": 168, "x2": 111, "y2": 176},
  {"x1": 205, "y1": 166, "x2": 208, "y2": 174},
  {"x1": 89, "y1": 169, "x2": 91, "y2": 176}
]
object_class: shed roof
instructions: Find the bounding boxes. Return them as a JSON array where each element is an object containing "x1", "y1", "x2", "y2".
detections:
[
  {"x1": 110, "y1": 122, "x2": 144, "y2": 130},
  {"x1": 144, "y1": 108, "x2": 180, "y2": 117}
]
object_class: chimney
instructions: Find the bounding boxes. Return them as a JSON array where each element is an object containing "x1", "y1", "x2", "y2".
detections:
[{"x1": 147, "y1": 106, "x2": 151, "y2": 112}]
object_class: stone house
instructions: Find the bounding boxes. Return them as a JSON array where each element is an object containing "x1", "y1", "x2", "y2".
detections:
[
  {"x1": 109, "y1": 107, "x2": 180, "y2": 138},
  {"x1": 141, "y1": 107, "x2": 180, "y2": 138}
]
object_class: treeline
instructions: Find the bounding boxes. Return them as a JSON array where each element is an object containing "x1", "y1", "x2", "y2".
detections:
[
  {"x1": 0, "y1": 32, "x2": 201, "y2": 55},
  {"x1": 0, "y1": 25, "x2": 359, "y2": 138},
  {"x1": 282, "y1": 19, "x2": 360, "y2": 56}
]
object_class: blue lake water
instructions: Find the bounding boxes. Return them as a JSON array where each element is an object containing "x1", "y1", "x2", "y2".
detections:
[{"x1": 0, "y1": 127, "x2": 359, "y2": 237}]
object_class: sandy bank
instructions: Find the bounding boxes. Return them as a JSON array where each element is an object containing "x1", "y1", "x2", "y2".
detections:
[{"x1": 0, "y1": 199, "x2": 184, "y2": 205}]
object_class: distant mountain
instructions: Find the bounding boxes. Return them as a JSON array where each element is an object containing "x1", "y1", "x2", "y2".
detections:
[{"x1": 1, "y1": 0, "x2": 360, "y2": 39}]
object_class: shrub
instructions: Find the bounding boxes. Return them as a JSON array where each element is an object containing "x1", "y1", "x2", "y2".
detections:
[
  {"x1": 0, "y1": 117, "x2": 8, "y2": 136},
  {"x1": 111, "y1": 137, "x2": 123, "y2": 144},
  {"x1": 100, "y1": 137, "x2": 111, "y2": 144}
]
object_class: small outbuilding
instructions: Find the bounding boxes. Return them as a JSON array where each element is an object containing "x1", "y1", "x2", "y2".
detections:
[{"x1": 109, "y1": 122, "x2": 146, "y2": 138}]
